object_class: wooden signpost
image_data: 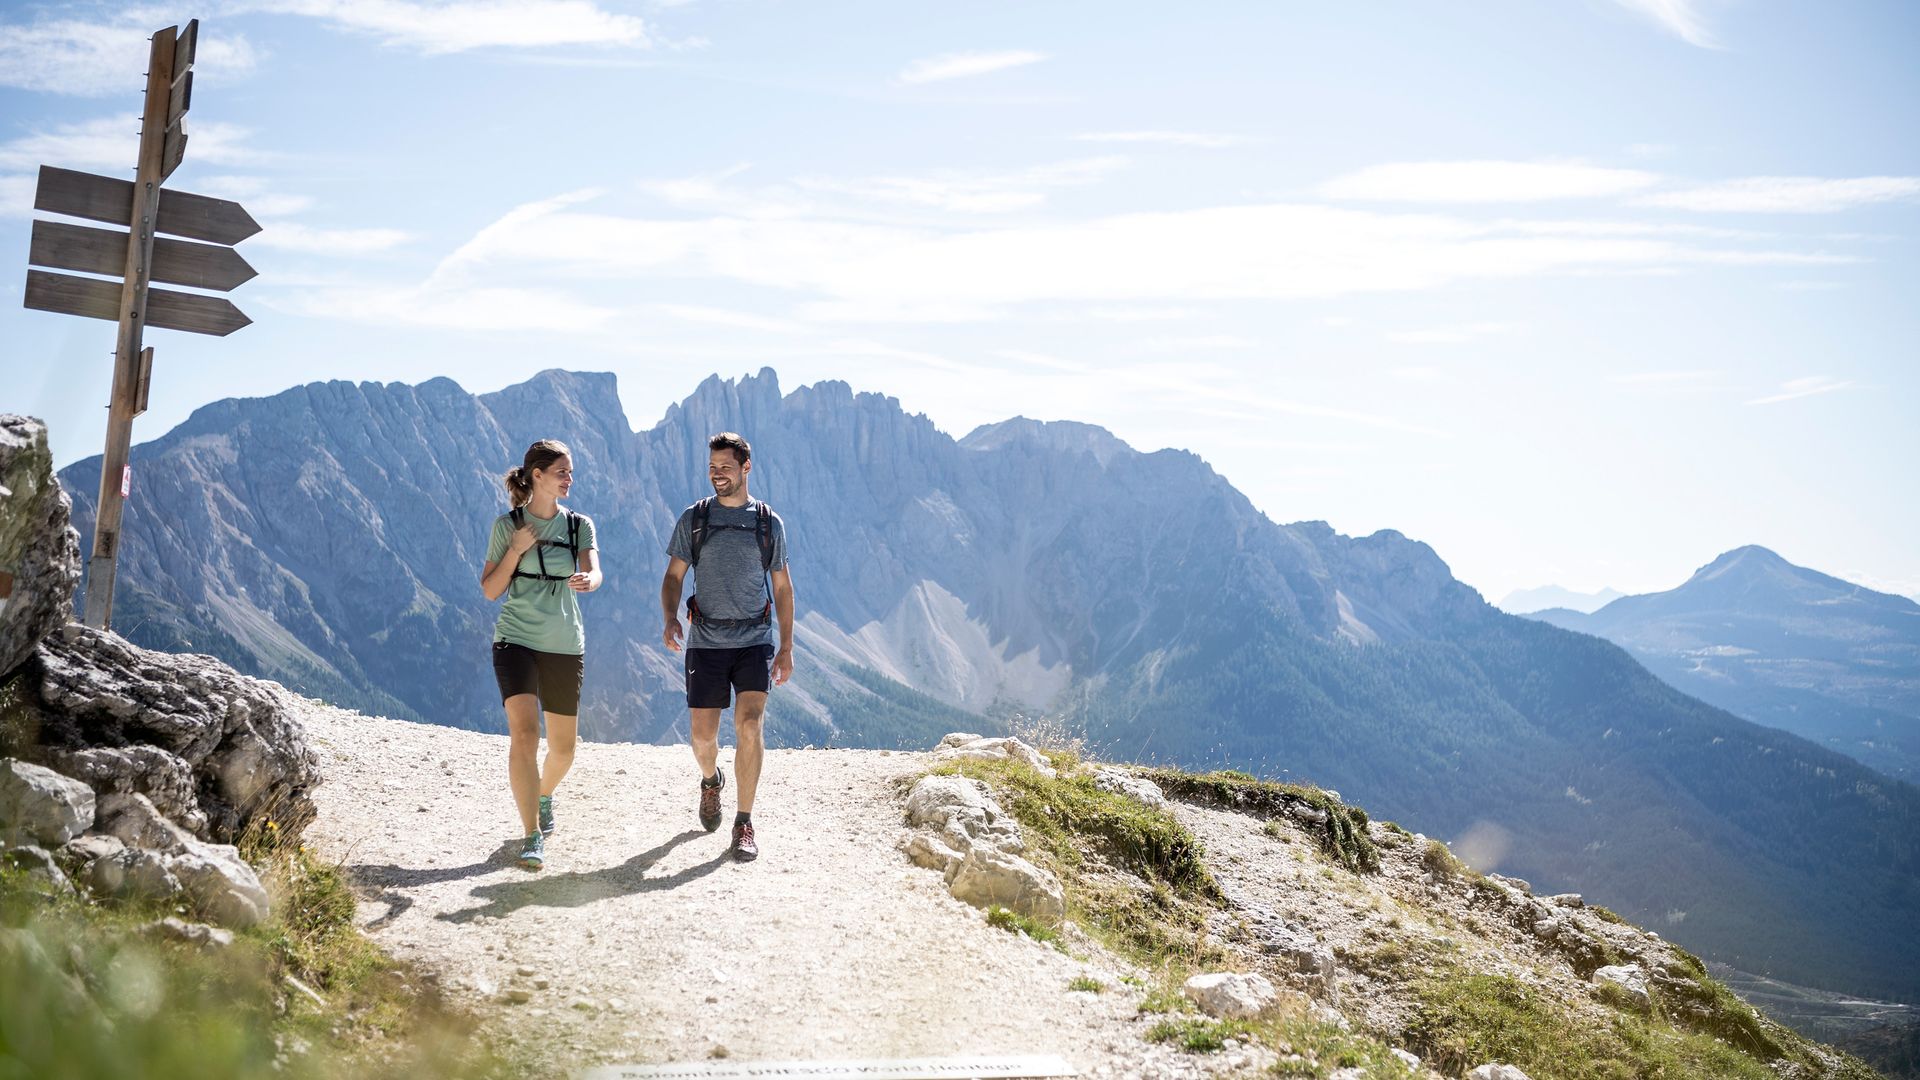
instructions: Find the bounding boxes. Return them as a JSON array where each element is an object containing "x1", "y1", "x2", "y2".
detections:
[{"x1": 19, "y1": 19, "x2": 260, "y2": 628}]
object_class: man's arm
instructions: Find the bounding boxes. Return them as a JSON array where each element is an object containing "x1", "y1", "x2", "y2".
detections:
[
  {"x1": 770, "y1": 565, "x2": 795, "y2": 685},
  {"x1": 661, "y1": 556, "x2": 690, "y2": 651}
]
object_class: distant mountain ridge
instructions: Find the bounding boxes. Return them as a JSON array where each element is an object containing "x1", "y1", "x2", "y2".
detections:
[
  {"x1": 56, "y1": 369, "x2": 1920, "y2": 1002},
  {"x1": 1498, "y1": 583, "x2": 1625, "y2": 615},
  {"x1": 1529, "y1": 545, "x2": 1920, "y2": 782}
]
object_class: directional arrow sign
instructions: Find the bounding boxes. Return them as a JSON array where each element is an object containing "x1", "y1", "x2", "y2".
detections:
[
  {"x1": 29, "y1": 220, "x2": 256, "y2": 291},
  {"x1": 34, "y1": 166, "x2": 261, "y2": 246},
  {"x1": 160, "y1": 122, "x2": 188, "y2": 180},
  {"x1": 25, "y1": 270, "x2": 252, "y2": 336}
]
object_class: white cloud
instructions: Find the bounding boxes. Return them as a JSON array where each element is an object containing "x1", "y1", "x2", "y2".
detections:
[
  {"x1": 793, "y1": 157, "x2": 1127, "y2": 214},
  {"x1": 411, "y1": 186, "x2": 1849, "y2": 326},
  {"x1": 1386, "y1": 321, "x2": 1519, "y2": 345},
  {"x1": 1609, "y1": 0, "x2": 1721, "y2": 49},
  {"x1": 1638, "y1": 176, "x2": 1920, "y2": 213},
  {"x1": 0, "y1": 18, "x2": 260, "y2": 96},
  {"x1": 1610, "y1": 370, "x2": 1721, "y2": 384},
  {"x1": 273, "y1": 284, "x2": 614, "y2": 330},
  {"x1": 1136, "y1": 334, "x2": 1255, "y2": 351},
  {"x1": 0, "y1": 117, "x2": 275, "y2": 173},
  {"x1": 1744, "y1": 376, "x2": 1855, "y2": 406},
  {"x1": 243, "y1": 0, "x2": 649, "y2": 54},
  {"x1": 1321, "y1": 161, "x2": 1661, "y2": 203},
  {"x1": 1072, "y1": 131, "x2": 1253, "y2": 149},
  {"x1": 896, "y1": 49, "x2": 1046, "y2": 85},
  {"x1": 643, "y1": 303, "x2": 806, "y2": 334},
  {"x1": 250, "y1": 222, "x2": 413, "y2": 255},
  {"x1": 0, "y1": 174, "x2": 34, "y2": 217}
]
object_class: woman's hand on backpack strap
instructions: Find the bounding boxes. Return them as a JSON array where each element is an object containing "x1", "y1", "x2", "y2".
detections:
[{"x1": 509, "y1": 524, "x2": 538, "y2": 554}]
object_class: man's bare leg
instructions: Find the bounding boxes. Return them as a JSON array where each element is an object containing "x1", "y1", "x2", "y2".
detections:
[
  {"x1": 734, "y1": 691, "x2": 767, "y2": 814},
  {"x1": 689, "y1": 707, "x2": 723, "y2": 780}
]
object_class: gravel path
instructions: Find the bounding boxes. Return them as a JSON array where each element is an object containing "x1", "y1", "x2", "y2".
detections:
[{"x1": 296, "y1": 703, "x2": 1250, "y2": 1079}]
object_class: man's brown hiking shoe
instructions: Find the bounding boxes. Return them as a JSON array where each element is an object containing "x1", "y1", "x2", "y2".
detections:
[
  {"x1": 699, "y1": 768, "x2": 725, "y2": 833},
  {"x1": 731, "y1": 821, "x2": 758, "y2": 862}
]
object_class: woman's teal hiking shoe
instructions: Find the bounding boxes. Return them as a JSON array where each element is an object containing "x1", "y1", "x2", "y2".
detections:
[
  {"x1": 538, "y1": 794, "x2": 555, "y2": 835},
  {"x1": 518, "y1": 831, "x2": 545, "y2": 870}
]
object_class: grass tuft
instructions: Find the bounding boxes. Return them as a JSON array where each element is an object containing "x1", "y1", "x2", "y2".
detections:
[{"x1": 1139, "y1": 768, "x2": 1380, "y2": 873}]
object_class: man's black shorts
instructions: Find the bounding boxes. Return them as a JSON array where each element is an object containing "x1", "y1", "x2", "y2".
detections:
[
  {"x1": 685, "y1": 644, "x2": 775, "y2": 709},
  {"x1": 492, "y1": 641, "x2": 584, "y2": 715}
]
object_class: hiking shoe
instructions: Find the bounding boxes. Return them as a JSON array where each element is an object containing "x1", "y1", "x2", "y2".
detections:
[
  {"x1": 699, "y1": 768, "x2": 726, "y2": 833},
  {"x1": 538, "y1": 794, "x2": 555, "y2": 835},
  {"x1": 731, "y1": 821, "x2": 758, "y2": 862},
  {"x1": 517, "y1": 832, "x2": 545, "y2": 871}
]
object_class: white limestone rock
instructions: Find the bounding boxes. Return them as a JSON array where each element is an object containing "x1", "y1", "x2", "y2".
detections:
[
  {"x1": 0, "y1": 759, "x2": 95, "y2": 847},
  {"x1": 947, "y1": 845, "x2": 1065, "y2": 925},
  {"x1": 1183, "y1": 972, "x2": 1279, "y2": 1020}
]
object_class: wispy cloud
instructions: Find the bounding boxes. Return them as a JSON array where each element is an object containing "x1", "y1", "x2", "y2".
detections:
[
  {"x1": 250, "y1": 222, "x2": 413, "y2": 255},
  {"x1": 241, "y1": 0, "x2": 650, "y2": 54},
  {"x1": 794, "y1": 157, "x2": 1127, "y2": 214},
  {"x1": 1638, "y1": 176, "x2": 1920, "y2": 213},
  {"x1": 1611, "y1": 370, "x2": 1722, "y2": 385},
  {"x1": 1321, "y1": 161, "x2": 1660, "y2": 203},
  {"x1": 273, "y1": 284, "x2": 614, "y2": 331},
  {"x1": 1609, "y1": 0, "x2": 1721, "y2": 49},
  {"x1": 643, "y1": 303, "x2": 806, "y2": 335},
  {"x1": 896, "y1": 49, "x2": 1046, "y2": 85},
  {"x1": 1744, "y1": 376, "x2": 1855, "y2": 406},
  {"x1": 1072, "y1": 131, "x2": 1253, "y2": 149},
  {"x1": 0, "y1": 17, "x2": 259, "y2": 95},
  {"x1": 0, "y1": 117, "x2": 276, "y2": 173},
  {"x1": 1386, "y1": 321, "x2": 1519, "y2": 345},
  {"x1": 394, "y1": 183, "x2": 1851, "y2": 328}
]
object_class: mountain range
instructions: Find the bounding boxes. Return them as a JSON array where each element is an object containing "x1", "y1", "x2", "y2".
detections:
[
  {"x1": 1497, "y1": 584, "x2": 1625, "y2": 615},
  {"x1": 1528, "y1": 546, "x2": 1920, "y2": 783},
  {"x1": 56, "y1": 368, "x2": 1920, "y2": 1003}
]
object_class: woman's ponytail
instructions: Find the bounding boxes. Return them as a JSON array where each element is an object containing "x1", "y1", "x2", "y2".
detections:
[{"x1": 501, "y1": 465, "x2": 533, "y2": 507}]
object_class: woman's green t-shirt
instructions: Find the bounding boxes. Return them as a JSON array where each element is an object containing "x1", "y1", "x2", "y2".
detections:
[{"x1": 487, "y1": 507, "x2": 597, "y2": 656}]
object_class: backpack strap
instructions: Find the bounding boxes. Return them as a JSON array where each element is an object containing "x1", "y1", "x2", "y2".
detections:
[
  {"x1": 566, "y1": 510, "x2": 580, "y2": 570},
  {"x1": 688, "y1": 497, "x2": 714, "y2": 567},
  {"x1": 755, "y1": 501, "x2": 774, "y2": 573}
]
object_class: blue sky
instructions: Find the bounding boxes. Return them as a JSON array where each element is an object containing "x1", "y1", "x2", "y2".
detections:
[{"x1": 3, "y1": 0, "x2": 1916, "y2": 605}]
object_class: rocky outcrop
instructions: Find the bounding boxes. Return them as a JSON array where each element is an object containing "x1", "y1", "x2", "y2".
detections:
[
  {"x1": 0, "y1": 416, "x2": 81, "y2": 678},
  {"x1": 8, "y1": 623, "x2": 320, "y2": 843},
  {"x1": 901, "y1": 753, "x2": 1065, "y2": 926},
  {"x1": 0, "y1": 439, "x2": 318, "y2": 929}
]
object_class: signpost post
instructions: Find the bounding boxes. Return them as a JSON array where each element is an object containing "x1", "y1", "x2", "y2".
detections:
[{"x1": 18, "y1": 19, "x2": 259, "y2": 628}]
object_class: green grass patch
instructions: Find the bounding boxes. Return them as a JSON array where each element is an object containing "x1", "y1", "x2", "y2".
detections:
[
  {"x1": 1067, "y1": 975, "x2": 1105, "y2": 993},
  {"x1": 984, "y1": 904, "x2": 1059, "y2": 946},
  {"x1": 1405, "y1": 968, "x2": 1877, "y2": 1080},
  {"x1": 930, "y1": 757, "x2": 1224, "y2": 971},
  {"x1": 1421, "y1": 838, "x2": 1477, "y2": 882},
  {"x1": 1139, "y1": 767, "x2": 1379, "y2": 874},
  {"x1": 1146, "y1": 1015, "x2": 1257, "y2": 1052},
  {"x1": 0, "y1": 845, "x2": 516, "y2": 1080}
]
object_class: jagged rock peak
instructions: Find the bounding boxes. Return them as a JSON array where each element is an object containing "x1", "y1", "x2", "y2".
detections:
[{"x1": 959, "y1": 417, "x2": 1134, "y2": 468}]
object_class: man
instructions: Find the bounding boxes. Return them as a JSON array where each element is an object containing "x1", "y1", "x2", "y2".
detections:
[{"x1": 661, "y1": 432, "x2": 794, "y2": 862}]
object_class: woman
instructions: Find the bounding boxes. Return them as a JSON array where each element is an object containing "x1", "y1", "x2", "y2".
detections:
[{"x1": 480, "y1": 439, "x2": 600, "y2": 870}]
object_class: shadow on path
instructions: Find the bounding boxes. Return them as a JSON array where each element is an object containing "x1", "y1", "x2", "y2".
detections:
[
  {"x1": 437, "y1": 829, "x2": 723, "y2": 924},
  {"x1": 348, "y1": 838, "x2": 524, "y2": 928}
]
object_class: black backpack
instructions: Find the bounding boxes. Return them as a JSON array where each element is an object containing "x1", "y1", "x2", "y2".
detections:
[
  {"x1": 688, "y1": 497, "x2": 774, "y2": 572},
  {"x1": 686, "y1": 497, "x2": 776, "y2": 627},
  {"x1": 509, "y1": 506, "x2": 581, "y2": 590}
]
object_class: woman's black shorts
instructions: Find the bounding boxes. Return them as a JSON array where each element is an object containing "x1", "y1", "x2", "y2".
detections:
[{"x1": 492, "y1": 641, "x2": 584, "y2": 714}]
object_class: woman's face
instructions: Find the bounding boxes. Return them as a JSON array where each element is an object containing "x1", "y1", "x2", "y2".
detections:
[{"x1": 533, "y1": 454, "x2": 574, "y2": 500}]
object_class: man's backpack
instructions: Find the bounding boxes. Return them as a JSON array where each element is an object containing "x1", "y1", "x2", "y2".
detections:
[
  {"x1": 688, "y1": 497, "x2": 774, "y2": 572},
  {"x1": 509, "y1": 506, "x2": 581, "y2": 589},
  {"x1": 685, "y1": 497, "x2": 776, "y2": 629}
]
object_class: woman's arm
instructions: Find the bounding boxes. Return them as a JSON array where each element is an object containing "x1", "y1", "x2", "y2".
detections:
[
  {"x1": 568, "y1": 548, "x2": 602, "y2": 592},
  {"x1": 481, "y1": 523, "x2": 537, "y2": 601}
]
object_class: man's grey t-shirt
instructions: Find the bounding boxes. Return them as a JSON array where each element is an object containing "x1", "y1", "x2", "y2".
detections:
[{"x1": 667, "y1": 497, "x2": 788, "y2": 650}]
